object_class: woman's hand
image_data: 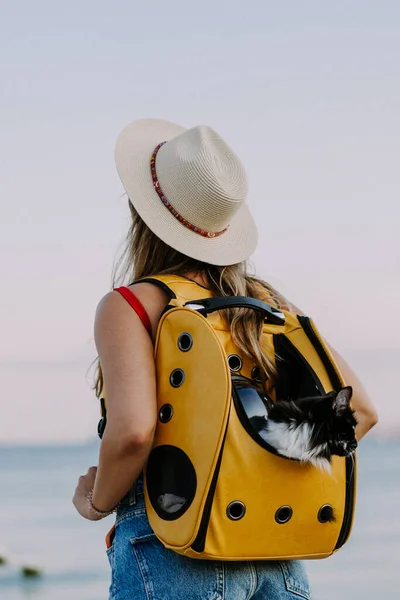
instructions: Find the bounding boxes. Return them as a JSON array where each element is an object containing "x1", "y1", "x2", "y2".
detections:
[{"x1": 72, "y1": 466, "x2": 102, "y2": 521}]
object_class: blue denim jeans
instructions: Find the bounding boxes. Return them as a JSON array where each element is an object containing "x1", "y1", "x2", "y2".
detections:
[{"x1": 106, "y1": 481, "x2": 312, "y2": 600}]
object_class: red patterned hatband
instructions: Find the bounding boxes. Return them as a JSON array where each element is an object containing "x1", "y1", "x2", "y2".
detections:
[{"x1": 150, "y1": 142, "x2": 228, "y2": 238}]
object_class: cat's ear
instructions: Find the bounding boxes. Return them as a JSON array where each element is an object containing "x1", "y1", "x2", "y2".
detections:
[{"x1": 332, "y1": 386, "x2": 353, "y2": 414}]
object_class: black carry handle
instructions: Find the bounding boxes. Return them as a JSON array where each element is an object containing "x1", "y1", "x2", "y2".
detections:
[{"x1": 184, "y1": 296, "x2": 285, "y2": 325}]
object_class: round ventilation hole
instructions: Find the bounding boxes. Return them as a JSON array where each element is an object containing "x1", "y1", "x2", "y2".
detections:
[
  {"x1": 318, "y1": 504, "x2": 334, "y2": 523},
  {"x1": 146, "y1": 445, "x2": 197, "y2": 521},
  {"x1": 170, "y1": 369, "x2": 185, "y2": 388},
  {"x1": 252, "y1": 365, "x2": 267, "y2": 384},
  {"x1": 159, "y1": 404, "x2": 174, "y2": 423},
  {"x1": 226, "y1": 501, "x2": 246, "y2": 521},
  {"x1": 228, "y1": 354, "x2": 242, "y2": 372},
  {"x1": 275, "y1": 505, "x2": 293, "y2": 524},
  {"x1": 178, "y1": 332, "x2": 193, "y2": 352}
]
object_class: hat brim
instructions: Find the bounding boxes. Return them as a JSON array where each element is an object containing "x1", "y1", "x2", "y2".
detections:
[{"x1": 115, "y1": 118, "x2": 258, "y2": 266}]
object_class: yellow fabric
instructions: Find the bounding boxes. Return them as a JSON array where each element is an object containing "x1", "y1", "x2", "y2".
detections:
[{"x1": 127, "y1": 275, "x2": 357, "y2": 560}]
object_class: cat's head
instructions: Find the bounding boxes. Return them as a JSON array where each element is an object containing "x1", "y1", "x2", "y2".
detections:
[
  {"x1": 269, "y1": 386, "x2": 358, "y2": 463},
  {"x1": 297, "y1": 386, "x2": 358, "y2": 458}
]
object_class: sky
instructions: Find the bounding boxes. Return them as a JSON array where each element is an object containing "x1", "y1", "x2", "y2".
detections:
[{"x1": 0, "y1": 1, "x2": 399, "y2": 443}]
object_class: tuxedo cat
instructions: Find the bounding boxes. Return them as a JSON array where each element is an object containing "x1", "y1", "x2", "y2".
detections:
[{"x1": 252, "y1": 386, "x2": 358, "y2": 470}]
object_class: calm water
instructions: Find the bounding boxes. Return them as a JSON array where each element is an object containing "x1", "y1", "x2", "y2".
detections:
[{"x1": 0, "y1": 438, "x2": 398, "y2": 599}]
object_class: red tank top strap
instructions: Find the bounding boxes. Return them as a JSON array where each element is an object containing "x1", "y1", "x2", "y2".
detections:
[{"x1": 114, "y1": 287, "x2": 152, "y2": 338}]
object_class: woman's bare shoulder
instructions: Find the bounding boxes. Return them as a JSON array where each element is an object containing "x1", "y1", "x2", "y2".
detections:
[
  {"x1": 127, "y1": 282, "x2": 170, "y2": 325},
  {"x1": 128, "y1": 282, "x2": 172, "y2": 339},
  {"x1": 94, "y1": 282, "x2": 169, "y2": 343}
]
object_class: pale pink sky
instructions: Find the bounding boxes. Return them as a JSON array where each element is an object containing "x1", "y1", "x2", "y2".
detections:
[{"x1": 0, "y1": 2, "x2": 399, "y2": 442}]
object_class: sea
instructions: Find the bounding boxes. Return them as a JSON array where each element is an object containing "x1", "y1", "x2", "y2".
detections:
[{"x1": 0, "y1": 437, "x2": 398, "y2": 600}]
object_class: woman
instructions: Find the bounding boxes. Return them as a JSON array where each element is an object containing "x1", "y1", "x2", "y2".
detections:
[{"x1": 73, "y1": 119, "x2": 378, "y2": 599}]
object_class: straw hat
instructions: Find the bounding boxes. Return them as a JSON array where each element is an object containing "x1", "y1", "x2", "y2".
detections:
[{"x1": 115, "y1": 118, "x2": 258, "y2": 266}]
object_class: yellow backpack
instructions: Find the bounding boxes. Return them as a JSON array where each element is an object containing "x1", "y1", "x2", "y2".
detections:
[{"x1": 101, "y1": 274, "x2": 356, "y2": 561}]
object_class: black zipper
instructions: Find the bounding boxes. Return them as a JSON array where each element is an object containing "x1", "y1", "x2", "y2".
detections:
[
  {"x1": 191, "y1": 412, "x2": 230, "y2": 553},
  {"x1": 298, "y1": 316, "x2": 356, "y2": 549},
  {"x1": 335, "y1": 455, "x2": 356, "y2": 549}
]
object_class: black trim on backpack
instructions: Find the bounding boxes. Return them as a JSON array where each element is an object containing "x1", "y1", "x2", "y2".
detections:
[
  {"x1": 231, "y1": 375, "x2": 288, "y2": 458},
  {"x1": 97, "y1": 397, "x2": 107, "y2": 439},
  {"x1": 191, "y1": 410, "x2": 231, "y2": 553},
  {"x1": 297, "y1": 316, "x2": 356, "y2": 551},
  {"x1": 130, "y1": 278, "x2": 177, "y2": 299},
  {"x1": 335, "y1": 462, "x2": 355, "y2": 549},
  {"x1": 298, "y1": 316, "x2": 342, "y2": 391}
]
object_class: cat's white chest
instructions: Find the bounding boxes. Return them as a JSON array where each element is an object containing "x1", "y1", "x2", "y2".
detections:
[{"x1": 262, "y1": 420, "x2": 331, "y2": 471}]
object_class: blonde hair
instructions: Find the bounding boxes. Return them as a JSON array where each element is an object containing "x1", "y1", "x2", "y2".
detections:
[{"x1": 94, "y1": 202, "x2": 289, "y2": 397}]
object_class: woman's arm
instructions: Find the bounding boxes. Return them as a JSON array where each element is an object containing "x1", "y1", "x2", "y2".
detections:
[
  {"x1": 326, "y1": 343, "x2": 378, "y2": 441},
  {"x1": 73, "y1": 284, "x2": 168, "y2": 518},
  {"x1": 93, "y1": 289, "x2": 157, "y2": 511}
]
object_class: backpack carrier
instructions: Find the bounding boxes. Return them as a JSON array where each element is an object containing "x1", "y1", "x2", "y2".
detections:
[{"x1": 100, "y1": 275, "x2": 356, "y2": 561}]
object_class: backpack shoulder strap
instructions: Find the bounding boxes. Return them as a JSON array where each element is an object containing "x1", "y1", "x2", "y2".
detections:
[
  {"x1": 133, "y1": 275, "x2": 213, "y2": 304},
  {"x1": 134, "y1": 276, "x2": 177, "y2": 299}
]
